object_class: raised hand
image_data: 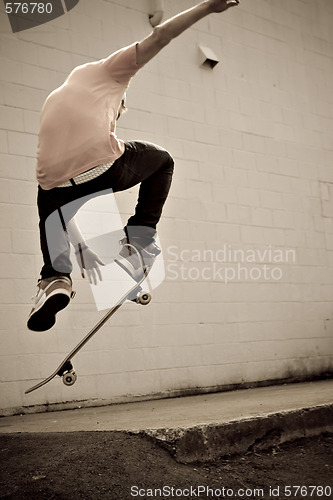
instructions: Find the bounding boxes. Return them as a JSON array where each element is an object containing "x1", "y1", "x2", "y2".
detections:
[{"x1": 206, "y1": 0, "x2": 239, "y2": 13}]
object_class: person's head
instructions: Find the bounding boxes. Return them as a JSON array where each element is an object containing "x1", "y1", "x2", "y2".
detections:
[{"x1": 117, "y1": 93, "x2": 127, "y2": 120}]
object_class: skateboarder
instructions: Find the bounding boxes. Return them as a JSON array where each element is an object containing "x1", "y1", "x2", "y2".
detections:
[{"x1": 28, "y1": 0, "x2": 240, "y2": 332}]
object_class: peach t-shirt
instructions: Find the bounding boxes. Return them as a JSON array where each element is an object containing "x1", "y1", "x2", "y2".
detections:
[{"x1": 36, "y1": 43, "x2": 144, "y2": 190}]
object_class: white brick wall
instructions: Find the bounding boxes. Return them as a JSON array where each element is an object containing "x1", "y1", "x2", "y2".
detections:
[{"x1": 1, "y1": 0, "x2": 333, "y2": 415}]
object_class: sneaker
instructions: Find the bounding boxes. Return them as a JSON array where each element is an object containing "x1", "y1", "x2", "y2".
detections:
[
  {"x1": 114, "y1": 236, "x2": 161, "y2": 282},
  {"x1": 27, "y1": 276, "x2": 73, "y2": 332}
]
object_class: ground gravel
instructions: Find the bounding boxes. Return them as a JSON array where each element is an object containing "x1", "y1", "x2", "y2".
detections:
[{"x1": 0, "y1": 432, "x2": 332, "y2": 499}]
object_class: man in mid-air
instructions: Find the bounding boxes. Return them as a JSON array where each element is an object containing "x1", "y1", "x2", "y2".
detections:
[{"x1": 28, "y1": 0, "x2": 240, "y2": 332}]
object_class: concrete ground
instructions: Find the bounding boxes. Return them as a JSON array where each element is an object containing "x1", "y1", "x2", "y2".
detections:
[
  {"x1": 1, "y1": 379, "x2": 332, "y2": 461},
  {"x1": 1, "y1": 380, "x2": 332, "y2": 499}
]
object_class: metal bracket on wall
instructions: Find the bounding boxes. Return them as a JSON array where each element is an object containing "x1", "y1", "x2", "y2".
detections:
[
  {"x1": 149, "y1": 0, "x2": 165, "y2": 27},
  {"x1": 198, "y1": 44, "x2": 220, "y2": 69}
]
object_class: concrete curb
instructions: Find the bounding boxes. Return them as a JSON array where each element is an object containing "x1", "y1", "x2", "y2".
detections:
[{"x1": 136, "y1": 404, "x2": 333, "y2": 463}]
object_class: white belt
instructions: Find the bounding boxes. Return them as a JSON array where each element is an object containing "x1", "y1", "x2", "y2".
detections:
[{"x1": 56, "y1": 162, "x2": 114, "y2": 188}]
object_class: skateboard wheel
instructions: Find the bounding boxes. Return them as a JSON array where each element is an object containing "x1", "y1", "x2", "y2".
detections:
[
  {"x1": 62, "y1": 370, "x2": 77, "y2": 386},
  {"x1": 137, "y1": 291, "x2": 151, "y2": 305}
]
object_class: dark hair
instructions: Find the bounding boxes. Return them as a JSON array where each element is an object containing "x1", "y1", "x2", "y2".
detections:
[{"x1": 117, "y1": 94, "x2": 127, "y2": 120}]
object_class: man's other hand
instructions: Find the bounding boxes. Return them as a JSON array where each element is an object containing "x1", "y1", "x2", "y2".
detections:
[{"x1": 75, "y1": 245, "x2": 105, "y2": 285}]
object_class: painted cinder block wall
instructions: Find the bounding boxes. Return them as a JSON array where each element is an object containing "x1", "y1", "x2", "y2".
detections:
[{"x1": 0, "y1": 0, "x2": 332, "y2": 415}]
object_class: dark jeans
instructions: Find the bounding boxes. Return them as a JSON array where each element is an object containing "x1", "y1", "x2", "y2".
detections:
[{"x1": 38, "y1": 141, "x2": 174, "y2": 279}]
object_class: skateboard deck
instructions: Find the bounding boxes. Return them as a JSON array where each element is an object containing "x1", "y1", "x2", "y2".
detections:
[{"x1": 25, "y1": 275, "x2": 151, "y2": 394}]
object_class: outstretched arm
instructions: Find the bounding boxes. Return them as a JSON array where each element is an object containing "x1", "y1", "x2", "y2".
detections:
[{"x1": 137, "y1": 0, "x2": 239, "y2": 65}]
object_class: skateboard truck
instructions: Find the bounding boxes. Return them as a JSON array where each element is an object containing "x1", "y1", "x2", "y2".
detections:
[
  {"x1": 133, "y1": 290, "x2": 151, "y2": 305},
  {"x1": 57, "y1": 361, "x2": 77, "y2": 387}
]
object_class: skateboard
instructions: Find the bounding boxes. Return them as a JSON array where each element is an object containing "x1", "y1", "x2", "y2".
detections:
[{"x1": 25, "y1": 275, "x2": 151, "y2": 394}]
